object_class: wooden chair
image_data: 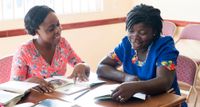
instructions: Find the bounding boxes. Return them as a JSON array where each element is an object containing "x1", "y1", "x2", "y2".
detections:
[
  {"x1": 0, "y1": 55, "x2": 13, "y2": 83},
  {"x1": 176, "y1": 55, "x2": 198, "y2": 106},
  {"x1": 162, "y1": 20, "x2": 177, "y2": 37}
]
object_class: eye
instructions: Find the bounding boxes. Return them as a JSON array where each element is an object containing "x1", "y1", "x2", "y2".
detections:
[
  {"x1": 138, "y1": 30, "x2": 146, "y2": 35},
  {"x1": 56, "y1": 22, "x2": 60, "y2": 27},
  {"x1": 48, "y1": 27, "x2": 54, "y2": 32},
  {"x1": 47, "y1": 22, "x2": 60, "y2": 32}
]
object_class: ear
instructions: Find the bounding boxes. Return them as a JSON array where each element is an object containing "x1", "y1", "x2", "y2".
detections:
[{"x1": 153, "y1": 30, "x2": 157, "y2": 37}]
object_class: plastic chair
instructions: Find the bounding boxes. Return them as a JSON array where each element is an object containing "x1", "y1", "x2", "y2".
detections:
[
  {"x1": 0, "y1": 55, "x2": 13, "y2": 83},
  {"x1": 178, "y1": 24, "x2": 200, "y2": 40},
  {"x1": 162, "y1": 20, "x2": 177, "y2": 37},
  {"x1": 176, "y1": 55, "x2": 198, "y2": 104}
]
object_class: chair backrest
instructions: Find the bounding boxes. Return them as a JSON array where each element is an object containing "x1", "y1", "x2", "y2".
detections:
[
  {"x1": 179, "y1": 24, "x2": 200, "y2": 40},
  {"x1": 176, "y1": 55, "x2": 198, "y2": 85},
  {"x1": 162, "y1": 20, "x2": 177, "y2": 37},
  {"x1": 0, "y1": 55, "x2": 13, "y2": 83}
]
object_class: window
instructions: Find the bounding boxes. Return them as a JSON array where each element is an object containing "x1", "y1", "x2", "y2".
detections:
[{"x1": 0, "y1": 0, "x2": 103, "y2": 20}]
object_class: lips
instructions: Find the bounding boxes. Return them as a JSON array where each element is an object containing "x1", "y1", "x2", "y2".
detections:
[
  {"x1": 130, "y1": 39, "x2": 142, "y2": 49},
  {"x1": 133, "y1": 42, "x2": 141, "y2": 48},
  {"x1": 54, "y1": 34, "x2": 61, "y2": 45}
]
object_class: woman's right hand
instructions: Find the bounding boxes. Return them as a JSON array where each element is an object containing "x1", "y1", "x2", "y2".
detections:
[{"x1": 26, "y1": 77, "x2": 54, "y2": 93}]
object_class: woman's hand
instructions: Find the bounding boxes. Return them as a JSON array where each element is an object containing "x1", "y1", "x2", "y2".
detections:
[
  {"x1": 26, "y1": 77, "x2": 54, "y2": 93},
  {"x1": 111, "y1": 82, "x2": 136, "y2": 103},
  {"x1": 68, "y1": 63, "x2": 90, "y2": 82}
]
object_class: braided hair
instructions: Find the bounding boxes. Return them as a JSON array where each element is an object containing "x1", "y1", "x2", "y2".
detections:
[{"x1": 126, "y1": 4, "x2": 163, "y2": 38}]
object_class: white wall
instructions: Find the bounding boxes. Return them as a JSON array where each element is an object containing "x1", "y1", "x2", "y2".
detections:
[
  {"x1": 0, "y1": 0, "x2": 130, "y2": 73},
  {"x1": 0, "y1": 0, "x2": 132, "y2": 30},
  {"x1": 134, "y1": 0, "x2": 200, "y2": 22},
  {"x1": 63, "y1": 23, "x2": 126, "y2": 72}
]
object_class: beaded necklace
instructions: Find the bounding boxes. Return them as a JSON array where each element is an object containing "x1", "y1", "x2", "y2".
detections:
[{"x1": 132, "y1": 43, "x2": 152, "y2": 67}]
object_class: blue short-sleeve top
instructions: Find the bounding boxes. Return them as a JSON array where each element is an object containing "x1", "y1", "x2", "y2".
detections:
[{"x1": 113, "y1": 36, "x2": 181, "y2": 95}]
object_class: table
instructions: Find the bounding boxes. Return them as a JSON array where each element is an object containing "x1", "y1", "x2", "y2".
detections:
[{"x1": 19, "y1": 76, "x2": 186, "y2": 107}]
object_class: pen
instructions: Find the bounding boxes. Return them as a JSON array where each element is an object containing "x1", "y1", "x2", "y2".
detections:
[
  {"x1": 74, "y1": 73, "x2": 77, "y2": 84},
  {"x1": 74, "y1": 89, "x2": 90, "y2": 100}
]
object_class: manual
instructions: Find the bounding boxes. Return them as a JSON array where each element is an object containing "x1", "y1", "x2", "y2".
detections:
[
  {"x1": 0, "y1": 81, "x2": 38, "y2": 106},
  {"x1": 34, "y1": 99, "x2": 81, "y2": 107},
  {"x1": 45, "y1": 76, "x2": 106, "y2": 95},
  {"x1": 0, "y1": 90, "x2": 23, "y2": 106},
  {"x1": 94, "y1": 84, "x2": 146, "y2": 101}
]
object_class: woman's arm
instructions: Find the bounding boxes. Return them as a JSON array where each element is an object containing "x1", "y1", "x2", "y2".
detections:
[
  {"x1": 10, "y1": 49, "x2": 28, "y2": 81},
  {"x1": 97, "y1": 56, "x2": 138, "y2": 83},
  {"x1": 111, "y1": 66, "x2": 175, "y2": 102}
]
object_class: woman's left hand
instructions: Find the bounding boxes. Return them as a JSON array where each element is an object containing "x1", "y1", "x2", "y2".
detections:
[
  {"x1": 68, "y1": 63, "x2": 90, "y2": 82},
  {"x1": 111, "y1": 82, "x2": 136, "y2": 103}
]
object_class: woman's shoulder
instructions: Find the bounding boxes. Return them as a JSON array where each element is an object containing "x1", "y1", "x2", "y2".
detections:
[
  {"x1": 151, "y1": 36, "x2": 177, "y2": 54},
  {"x1": 58, "y1": 37, "x2": 70, "y2": 47},
  {"x1": 154, "y1": 36, "x2": 175, "y2": 46},
  {"x1": 18, "y1": 39, "x2": 35, "y2": 51},
  {"x1": 159, "y1": 36, "x2": 174, "y2": 41},
  {"x1": 13, "y1": 39, "x2": 35, "y2": 59},
  {"x1": 59, "y1": 37, "x2": 70, "y2": 44},
  {"x1": 120, "y1": 36, "x2": 131, "y2": 46},
  {"x1": 122, "y1": 36, "x2": 129, "y2": 42}
]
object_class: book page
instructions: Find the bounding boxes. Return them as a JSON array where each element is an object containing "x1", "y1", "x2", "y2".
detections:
[
  {"x1": 34, "y1": 99, "x2": 81, "y2": 107},
  {"x1": 55, "y1": 83, "x2": 90, "y2": 95},
  {"x1": 94, "y1": 84, "x2": 146, "y2": 100},
  {"x1": 93, "y1": 84, "x2": 119, "y2": 100},
  {"x1": 46, "y1": 76, "x2": 106, "y2": 95},
  {"x1": 45, "y1": 76, "x2": 73, "y2": 88},
  {"x1": 0, "y1": 81, "x2": 38, "y2": 94},
  {"x1": 0, "y1": 90, "x2": 24, "y2": 105},
  {"x1": 14, "y1": 102, "x2": 35, "y2": 107}
]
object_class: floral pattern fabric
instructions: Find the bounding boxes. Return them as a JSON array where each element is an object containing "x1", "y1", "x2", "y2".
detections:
[
  {"x1": 161, "y1": 60, "x2": 175, "y2": 71},
  {"x1": 110, "y1": 52, "x2": 122, "y2": 65},
  {"x1": 11, "y1": 37, "x2": 82, "y2": 81}
]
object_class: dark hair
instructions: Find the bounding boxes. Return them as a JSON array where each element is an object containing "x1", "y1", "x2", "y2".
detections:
[
  {"x1": 24, "y1": 5, "x2": 55, "y2": 36},
  {"x1": 126, "y1": 4, "x2": 163, "y2": 37}
]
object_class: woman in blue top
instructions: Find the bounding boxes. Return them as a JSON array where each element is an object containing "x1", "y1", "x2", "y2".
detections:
[{"x1": 97, "y1": 4, "x2": 186, "y2": 107}]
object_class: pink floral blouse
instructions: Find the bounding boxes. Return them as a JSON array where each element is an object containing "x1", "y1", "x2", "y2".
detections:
[{"x1": 11, "y1": 37, "x2": 82, "y2": 81}]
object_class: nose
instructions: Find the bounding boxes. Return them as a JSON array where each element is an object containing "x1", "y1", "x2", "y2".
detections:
[
  {"x1": 129, "y1": 32, "x2": 140, "y2": 40},
  {"x1": 55, "y1": 25, "x2": 61, "y2": 34}
]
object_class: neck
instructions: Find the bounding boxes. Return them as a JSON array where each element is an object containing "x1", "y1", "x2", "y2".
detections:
[
  {"x1": 36, "y1": 38, "x2": 53, "y2": 50},
  {"x1": 136, "y1": 47, "x2": 148, "y2": 54}
]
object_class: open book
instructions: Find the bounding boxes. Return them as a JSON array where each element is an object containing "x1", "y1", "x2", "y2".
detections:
[
  {"x1": 34, "y1": 99, "x2": 81, "y2": 107},
  {"x1": 14, "y1": 99, "x2": 81, "y2": 107},
  {"x1": 0, "y1": 81, "x2": 38, "y2": 106},
  {"x1": 45, "y1": 76, "x2": 106, "y2": 95},
  {"x1": 94, "y1": 84, "x2": 146, "y2": 101}
]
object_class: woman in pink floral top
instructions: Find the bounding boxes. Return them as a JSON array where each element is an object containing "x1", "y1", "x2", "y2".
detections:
[{"x1": 11, "y1": 5, "x2": 90, "y2": 93}]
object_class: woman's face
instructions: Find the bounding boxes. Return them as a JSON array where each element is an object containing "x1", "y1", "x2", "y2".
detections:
[
  {"x1": 36, "y1": 12, "x2": 61, "y2": 46},
  {"x1": 128, "y1": 23, "x2": 155, "y2": 51}
]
